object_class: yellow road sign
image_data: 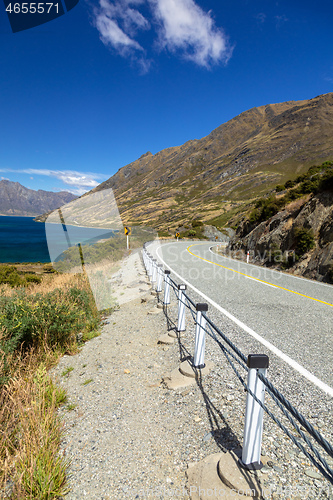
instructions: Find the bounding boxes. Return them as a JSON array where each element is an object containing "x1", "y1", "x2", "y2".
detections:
[{"x1": 124, "y1": 226, "x2": 131, "y2": 236}]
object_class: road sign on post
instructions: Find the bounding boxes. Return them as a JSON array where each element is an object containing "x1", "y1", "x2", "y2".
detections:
[
  {"x1": 124, "y1": 226, "x2": 131, "y2": 249},
  {"x1": 175, "y1": 232, "x2": 180, "y2": 241}
]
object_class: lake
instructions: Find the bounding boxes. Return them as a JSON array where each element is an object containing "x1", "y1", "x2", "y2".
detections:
[{"x1": 0, "y1": 216, "x2": 117, "y2": 263}]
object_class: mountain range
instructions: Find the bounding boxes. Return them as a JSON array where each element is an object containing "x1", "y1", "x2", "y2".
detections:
[
  {"x1": 0, "y1": 180, "x2": 76, "y2": 216},
  {"x1": 89, "y1": 92, "x2": 333, "y2": 232}
]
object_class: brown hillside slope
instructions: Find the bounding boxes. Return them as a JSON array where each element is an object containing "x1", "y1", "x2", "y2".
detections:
[{"x1": 90, "y1": 93, "x2": 333, "y2": 230}]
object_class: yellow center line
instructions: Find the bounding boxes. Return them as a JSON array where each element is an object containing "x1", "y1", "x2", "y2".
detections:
[{"x1": 186, "y1": 244, "x2": 333, "y2": 308}]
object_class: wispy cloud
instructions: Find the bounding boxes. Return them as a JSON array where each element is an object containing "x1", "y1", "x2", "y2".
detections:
[
  {"x1": 255, "y1": 13, "x2": 266, "y2": 24},
  {"x1": 92, "y1": 0, "x2": 232, "y2": 70},
  {"x1": 152, "y1": 0, "x2": 232, "y2": 67},
  {"x1": 275, "y1": 14, "x2": 288, "y2": 29},
  {"x1": 93, "y1": 0, "x2": 151, "y2": 71},
  {"x1": 0, "y1": 168, "x2": 106, "y2": 195}
]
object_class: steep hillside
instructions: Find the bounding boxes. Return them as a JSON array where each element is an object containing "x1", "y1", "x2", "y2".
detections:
[
  {"x1": 0, "y1": 181, "x2": 76, "y2": 216},
  {"x1": 228, "y1": 163, "x2": 333, "y2": 282},
  {"x1": 90, "y1": 92, "x2": 333, "y2": 231}
]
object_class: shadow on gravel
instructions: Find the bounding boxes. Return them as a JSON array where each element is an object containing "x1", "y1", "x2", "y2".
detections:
[{"x1": 162, "y1": 302, "x2": 242, "y2": 454}]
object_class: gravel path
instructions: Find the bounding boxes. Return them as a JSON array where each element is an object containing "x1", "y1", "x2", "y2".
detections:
[{"x1": 52, "y1": 250, "x2": 333, "y2": 499}]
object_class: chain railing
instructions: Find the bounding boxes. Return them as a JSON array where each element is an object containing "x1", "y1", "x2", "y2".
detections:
[{"x1": 142, "y1": 244, "x2": 333, "y2": 484}]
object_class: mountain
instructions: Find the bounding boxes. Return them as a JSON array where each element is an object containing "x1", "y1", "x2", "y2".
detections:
[
  {"x1": 0, "y1": 180, "x2": 77, "y2": 216},
  {"x1": 87, "y1": 92, "x2": 333, "y2": 231},
  {"x1": 37, "y1": 93, "x2": 333, "y2": 232}
]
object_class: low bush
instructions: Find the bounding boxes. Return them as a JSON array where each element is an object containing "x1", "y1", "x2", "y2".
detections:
[
  {"x1": 0, "y1": 271, "x2": 101, "y2": 498},
  {"x1": 0, "y1": 266, "x2": 42, "y2": 287},
  {"x1": 250, "y1": 161, "x2": 333, "y2": 225},
  {"x1": 293, "y1": 227, "x2": 315, "y2": 256},
  {"x1": 192, "y1": 219, "x2": 203, "y2": 228},
  {"x1": 0, "y1": 275, "x2": 99, "y2": 385}
]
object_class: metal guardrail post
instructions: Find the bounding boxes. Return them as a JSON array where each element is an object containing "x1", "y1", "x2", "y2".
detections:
[
  {"x1": 193, "y1": 303, "x2": 208, "y2": 368},
  {"x1": 152, "y1": 259, "x2": 157, "y2": 284},
  {"x1": 156, "y1": 264, "x2": 163, "y2": 293},
  {"x1": 143, "y1": 250, "x2": 147, "y2": 272},
  {"x1": 148, "y1": 254, "x2": 153, "y2": 279},
  {"x1": 177, "y1": 284, "x2": 186, "y2": 332},
  {"x1": 241, "y1": 354, "x2": 269, "y2": 470},
  {"x1": 164, "y1": 270, "x2": 171, "y2": 305}
]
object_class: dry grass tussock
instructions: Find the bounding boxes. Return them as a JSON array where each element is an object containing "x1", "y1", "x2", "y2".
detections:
[
  {"x1": 0, "y1": 272, "x2": 101, "y2": 499},
  {"x1": 0, "y1": 272, "x2": 84, "y2": 298},
  {"x1": 0, "y1": 345, "x2": 69, "y2": 500}
]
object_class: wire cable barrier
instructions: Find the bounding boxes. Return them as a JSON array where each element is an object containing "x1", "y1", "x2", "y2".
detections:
[{"x1": 142, "y1": 244, "x2": 333, "y2": 485}]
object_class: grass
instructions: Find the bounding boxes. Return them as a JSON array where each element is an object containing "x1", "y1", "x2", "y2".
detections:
[
  {"x1": 66, "y1": 403, "x2": 76, "y2": 412},
  {"x1": 0, "y1": 270, "x2": 102, "y2": 499},
  {"x1": 81, "y1": 330, "x2": 101, "y2": 342},
  {"x1": 82, "y1": 378, "x2": 93, "y2": 386},
  {"x1": 61, "y1": 366, "x2": 74, "y2": 377},
  {"x1": 0, "y1": 350, "x2": 70, "y2": 500}
]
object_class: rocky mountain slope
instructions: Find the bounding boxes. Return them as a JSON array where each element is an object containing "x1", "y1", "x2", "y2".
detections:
[
  {"x1": 0, "y1": 180, "x2": 76, "y2": 216},
  {"x1": 227, "y1": 164, "x2": 333, "y2": 282},
  {"x1": 89, "y1": 92, "x2": 333, "y2": 231}
]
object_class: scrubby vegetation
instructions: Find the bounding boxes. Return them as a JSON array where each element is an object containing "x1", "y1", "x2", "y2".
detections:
[
  {"x1": 0, "y1": 265, "x2": 42, "y2": 287},
  {"x1": 293, "y1": 227, "x2": 315, "y2": 256},
  {"x1": 250, "y1": 161, "x2": 333, "y2": 225},
  {"x1": 54, "y1": 226, "x2": 156, "y2": 272},
  {"x1": 0, "y1": 271, "x2": 101, "y2": 499}
]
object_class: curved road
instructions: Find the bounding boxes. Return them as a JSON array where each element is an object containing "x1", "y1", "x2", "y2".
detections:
[{"x1": 151, "y1": 240, "x2": 333, "y2": 397}]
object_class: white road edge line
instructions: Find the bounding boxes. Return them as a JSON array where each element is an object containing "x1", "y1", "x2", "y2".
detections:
[
  {"x1": 244, "y1": 276, "x2": 277, "y2": 288},
  {"x1": 155, "y1": 243, "x2": 333, "y2": 398}
]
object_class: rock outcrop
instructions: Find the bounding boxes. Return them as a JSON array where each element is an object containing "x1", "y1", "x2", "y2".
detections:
[{"x1": 228, "y1": 192, "x2": 333, "y2": 282}]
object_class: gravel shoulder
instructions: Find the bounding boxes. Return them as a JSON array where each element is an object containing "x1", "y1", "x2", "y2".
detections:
[{"x1": 52, "y1": 250, "x2": 333, "y2": 500}]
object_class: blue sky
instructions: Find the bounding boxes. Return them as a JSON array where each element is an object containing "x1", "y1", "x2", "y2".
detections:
[{"x1": 0, "y1": 0, "x2": 332, "y2": 195}]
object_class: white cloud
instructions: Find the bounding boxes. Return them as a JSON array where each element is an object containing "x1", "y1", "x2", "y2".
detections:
[
  {"x1": 92, "y1": 0, "x2": 232, "y2": 70},
  {"x1": 93, "y1": 0, "x2": 148, "y2": 54},
  {"x1": 0, "y1": 168, "x2": 106, "y2": 194},
  {"x1": 151, "y1": 0, "x2": 232, "y2": 67},
  {"x1": 95, "y1": 12, "x2": 144, "y2": 53}
]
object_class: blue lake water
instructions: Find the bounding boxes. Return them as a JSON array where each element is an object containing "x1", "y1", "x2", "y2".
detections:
[{"x1": 0, "y1": 216, "x2": 116, "y2": 263}]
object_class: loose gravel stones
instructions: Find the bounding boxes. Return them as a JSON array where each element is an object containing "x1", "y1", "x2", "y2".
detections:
[{"x1": 51, "y1": 251, "x2": 333, "y2": 499}]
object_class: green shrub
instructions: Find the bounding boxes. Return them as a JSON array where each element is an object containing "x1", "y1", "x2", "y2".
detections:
[
  {"x1": 285, "y1": 180, "x2": 296, "y2": 189},
  {"x1": 192, "y1": 219, "x2": 203, "y2": 228},
  {"x1": 0, "y1": 266, "x2": 25, "y2": 287},
  {"x1": 294, "y1": 227, "x2": 315, "y2": 256},
  {"x1": 250, "y1": 161, "x2": 333, "y2": 226},
  {"x1": 0, "y1": 286, "x2": 99, "y2": 359},
  {"x1": 188, "y1": 229, "x2": 196, "y2": 236},
  {"x1": 25, "y1": 274, "x2": 42, "y2": 284}
]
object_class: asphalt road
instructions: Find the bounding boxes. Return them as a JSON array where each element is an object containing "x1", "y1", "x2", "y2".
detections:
[{"x1": 152, "y1": 240, "x2": 333, "y2": 397}]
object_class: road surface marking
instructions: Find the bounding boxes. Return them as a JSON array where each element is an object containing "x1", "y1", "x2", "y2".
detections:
[
  {"x1": 187, "y1": 244, "x2": 333, "y2": 308},
  {"x1": 155, "y1": 242, "x2": 333, "y2": 397},
  {"x1": 244, "y1": 276, "x2": 277, "y2": 288}
]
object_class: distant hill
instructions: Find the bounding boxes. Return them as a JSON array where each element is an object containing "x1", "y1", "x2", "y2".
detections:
[
  {"x1": 0, "y1": 180, "x2": 77, "y2": 216},
  {"x1": 38, "y1": 92, "x2": 333, "y2": 232}
]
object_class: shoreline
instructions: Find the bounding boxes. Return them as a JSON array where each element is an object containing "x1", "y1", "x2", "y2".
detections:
[{"x1": 0, "y1": 214, "x2": 36, "y2": 218}]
